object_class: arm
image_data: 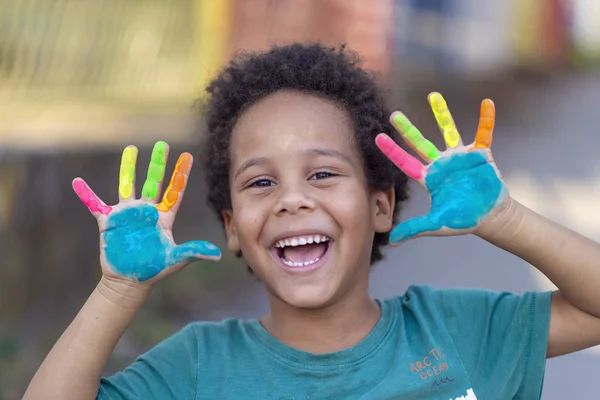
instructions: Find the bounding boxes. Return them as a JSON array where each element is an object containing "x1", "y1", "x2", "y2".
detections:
[
  {"x1": 23, "y1": 278, "x2": 150, "y2": 400},
  {"x1": 23, "y1": 143, "x2": 221, "y2": 399},
  {"x1": 478, "y1": 199, "x2": 600, "y2": 358},
  {"x1": 376, "y1": 92, "x2": 600, "y2": 359}
]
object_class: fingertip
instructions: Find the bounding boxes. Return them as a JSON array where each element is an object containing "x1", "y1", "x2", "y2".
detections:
[
  {"x1": 72, "y1": 177, "x2": 88, "y2": 193},
  {"x1": 391, "y1": 112, "x2": 413, "y2": 132},
  {"x1": 152, "y1": 141, "x2": 169, "y2": 159},
  {"x1": 375, "y1": 133, "x2": 395, "y2": 153},
  {"x1": 178, "y1": 153, "x2": 194, "y2": 173},
  {"x1": 428, "y1": 91, "x2": 444, "y2": 103},
  {"x1": 389, "y1": 111, "x2": 404, "y2": 124},
  {"x1": 122, "y1": 145, "x2": 139, "y2": 158},
  {"x1": 481, "y1": 99, "x2": 496, "y2": 115},
  {"x1": 375, "y1": 132, "x2": 391, "y2": 142},
  {"x1": 121, "y1": 146, "x2": 139, "y2": 166},
  {"x1": 200, "y1": 242, "x2": 222, "y2": 258}
]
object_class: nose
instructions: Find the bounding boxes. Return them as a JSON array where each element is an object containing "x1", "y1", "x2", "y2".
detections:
[{"x1": 273, "y1": 181, "x2": 315, "y2": 216}]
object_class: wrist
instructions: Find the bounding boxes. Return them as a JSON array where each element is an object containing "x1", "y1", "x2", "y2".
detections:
[
  {"x1": 476, "y1": 196, "x2": 525, "y2": 243},
  {"x1": 97, "y1": 275, "x2": 152, "y2": 310}
]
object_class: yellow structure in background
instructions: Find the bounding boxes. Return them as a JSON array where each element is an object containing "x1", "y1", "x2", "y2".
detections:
[
  {"x1": 194, "y1": 0, "x2": 232, "y2": 100},
  {"x1": 0, "y1": 0, "x2": 233, "y2": 149}
]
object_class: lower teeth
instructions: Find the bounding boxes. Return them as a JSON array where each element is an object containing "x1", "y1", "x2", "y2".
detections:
[{"x1": 282, "y1": 257, "x2": 320, "y2": 267}]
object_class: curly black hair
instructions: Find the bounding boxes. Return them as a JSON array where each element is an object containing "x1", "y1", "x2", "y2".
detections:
[{"x1": 201, "y1": 43, "x2": 409, "y2": 264}]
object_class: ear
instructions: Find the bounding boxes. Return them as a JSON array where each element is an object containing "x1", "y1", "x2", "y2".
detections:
[
  {"x1": 371, "y1": 188, "x2": 395, "y2": 233},
  {"x1": 222, "y1": 209, "x2": 241, "y2": 253}
]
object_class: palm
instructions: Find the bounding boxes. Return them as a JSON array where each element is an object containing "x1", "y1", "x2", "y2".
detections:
[
  {"x1": 101, "y1": 204, "x2": 218, "y2": 281},
  {"x1": 74, "y1": 142, "x2": 220, "y2": 283},
  {"x1": 376, "y1": 93, "x2": 506, "y2": 244},
  {"x1": 415, "y1": 152, "x2": 504, "y2": 237}
]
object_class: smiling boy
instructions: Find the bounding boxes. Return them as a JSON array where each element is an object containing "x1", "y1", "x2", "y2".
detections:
[{"x1": 24, "y1": 43, "x2": 600, "y2": 400}]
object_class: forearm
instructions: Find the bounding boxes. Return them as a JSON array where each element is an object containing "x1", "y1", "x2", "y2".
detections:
[
  {"x1": 24, "y1": 277, "x2": 151, "y2": 400},
  {"x1": 478, "y1": 199, "x2": 600, "y2": 317}
]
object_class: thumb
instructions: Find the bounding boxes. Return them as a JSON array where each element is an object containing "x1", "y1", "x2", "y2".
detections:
[
  {"x1": 389, "y1": 215, "x2": 441, "y2": 245},
  {"x1": 168, "y1": 240, "x2": 222, "y2": 265}
]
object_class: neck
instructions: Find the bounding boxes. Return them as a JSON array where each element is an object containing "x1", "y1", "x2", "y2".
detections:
[{"x1": 261, "y1": 288, "x2": 380, "y2": 354}]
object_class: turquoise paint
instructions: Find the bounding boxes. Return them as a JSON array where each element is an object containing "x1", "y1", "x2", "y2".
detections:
[
  {"x1": 104, "y1": 204, "x2": 220, "y2": 281},
  {"x1": 390, "y1": 151, "x2": 504, "y2": 243}
]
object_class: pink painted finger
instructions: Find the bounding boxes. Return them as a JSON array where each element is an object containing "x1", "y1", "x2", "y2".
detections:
[
  {"x1": 375, "y1": 134, "x2": 425, "y2": 180},
  {"x1": 72, "y1": 178, "x2": 112, "y2": 216}
]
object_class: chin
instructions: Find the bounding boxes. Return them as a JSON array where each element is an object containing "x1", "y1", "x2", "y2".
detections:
[{"x1": 272, "y1": 283, "x2": 342, "y2": 310}]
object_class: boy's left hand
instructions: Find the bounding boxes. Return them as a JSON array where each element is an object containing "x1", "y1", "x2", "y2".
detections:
[{"x1": 376, "y1": 92, "x2": 510, "y2": 245}]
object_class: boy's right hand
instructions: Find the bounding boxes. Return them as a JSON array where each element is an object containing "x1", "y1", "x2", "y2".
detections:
[{"x1": 72, "y1": 142, "x2": 221, "y2": 287}]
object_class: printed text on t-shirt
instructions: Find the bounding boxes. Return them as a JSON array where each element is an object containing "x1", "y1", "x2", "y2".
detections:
[{"x1": 409, "y1": 348, "x2": 450, "y2": 380}]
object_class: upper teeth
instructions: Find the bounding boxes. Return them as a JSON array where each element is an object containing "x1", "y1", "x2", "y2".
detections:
[{"x1": 275, "y1": 235, "x2": 329, "y2": 248}]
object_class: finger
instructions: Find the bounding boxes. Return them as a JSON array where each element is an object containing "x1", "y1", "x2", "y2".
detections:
[
  {"x1": 375, "y1": 134, "x2": 426, "y2": 181},
  {"x1": 389, "y1": 215, "x2": 441, "y2": 245},
  {"x1": 72, "y1": 178, "x2": 112, "y2": 217},
  {"x1": 142, "y1": 141, "x2": 169, "y2": 202},
  {"x1": 119, "y1": 145, "x2": 138, "y2": 201},
  {"x1": 157, "y1": 153, "x2": 193, "y2": 214},
  {"x1": 391, "y1": 112, "x2": 440, "y2": 162},
  {"x1": 428, "y1": 92, "x2": 462, "y2": 149},
  {"x1": 472, "y1": 99, "x2": 496, "y2": 150},
  {"x1": 169, "y1": 240, "x2": 222, "y2": 265}
]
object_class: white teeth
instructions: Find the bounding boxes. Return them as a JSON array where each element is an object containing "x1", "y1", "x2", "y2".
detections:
[
  {"x1": 281, "y1": 257, "x2": 321, "y2": 267},
  {"x1": 275, "y1": 234, "x2": 330, "y2": 248}
]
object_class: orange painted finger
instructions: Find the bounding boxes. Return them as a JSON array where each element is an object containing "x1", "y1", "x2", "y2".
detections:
[
  {"x1": 473, "y1": 99, "x2": 495, "y2": 149},
  {"x1": 157, "y1": 153, "x2": 193, "y2": 213}
]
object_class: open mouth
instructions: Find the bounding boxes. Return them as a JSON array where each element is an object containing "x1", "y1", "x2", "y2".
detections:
[{"x1": 272, "y1": 234, "x2": 332, "y2": 269}]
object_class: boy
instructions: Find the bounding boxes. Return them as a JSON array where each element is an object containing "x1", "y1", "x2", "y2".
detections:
[{"x1": 25, "y1": 43, "x2": 600, "y2": 399}]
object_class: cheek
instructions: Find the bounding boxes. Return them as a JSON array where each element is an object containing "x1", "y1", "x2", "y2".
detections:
[
  {"x1": 326, "y1": 184, "x2": 371, "y2": 229},
  {"x1": 232, "y1": 197, "x2": 266, "y2": 238}
]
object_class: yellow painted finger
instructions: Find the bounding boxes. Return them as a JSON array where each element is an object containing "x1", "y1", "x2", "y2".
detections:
[
  {"x1": 157, "y1": 153, "x2": 193, "y2": 212},
  {"x1": 473, "y1": 99, "x2": 496, "y2": 149},
  {"x1": 428, "y1": 92, "x2": 461, "y2": 149},
  {"x1": 119, "y1": 146, "x2": 138, "y2": 199}
]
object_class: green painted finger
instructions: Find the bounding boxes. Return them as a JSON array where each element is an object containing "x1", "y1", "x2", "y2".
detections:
[
  {"x1": 142, "y1": 141, "x2": 168, "y2": 199},
  {"x1": 393, "y1": 113, "x2": 440, "y2": 160},
  {"x1": 119, "y1": 146, "x2": 138, "y2": 199}
]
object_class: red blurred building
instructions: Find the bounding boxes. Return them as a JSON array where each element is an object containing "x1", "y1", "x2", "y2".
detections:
[{"x1": 226, "y1": 0, "x2": 395, "y2": 78}]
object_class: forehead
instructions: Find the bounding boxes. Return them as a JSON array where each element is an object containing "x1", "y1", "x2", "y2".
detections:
[{"x1": 230, "y1": 91, "x2": 356, "y2": 159}]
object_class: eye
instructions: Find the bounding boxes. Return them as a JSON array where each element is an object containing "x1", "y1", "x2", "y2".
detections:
[
  {"x1": 310, "y1": 171, "x2": 336, "y2": 180},
  {"x1": 249, "y1": 178, "x2": 274, "y2": 188}
]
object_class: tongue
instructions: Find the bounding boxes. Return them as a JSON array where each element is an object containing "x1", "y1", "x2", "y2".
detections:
[{"x1": 282, "y1": 243, "x2": 327, "y2": 263}]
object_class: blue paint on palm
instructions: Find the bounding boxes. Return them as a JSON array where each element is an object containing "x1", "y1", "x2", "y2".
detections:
[
  {"x1": 390, "y1": 151, "x2": 504, "y2": 243},
  {"x1": 104, "y1": 204, "x2": 220, "y2": 281}
]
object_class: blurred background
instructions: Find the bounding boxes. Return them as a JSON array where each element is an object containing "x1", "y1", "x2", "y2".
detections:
[{"x1": 1, "y1": 0, "x2": 599, "y2": 398}]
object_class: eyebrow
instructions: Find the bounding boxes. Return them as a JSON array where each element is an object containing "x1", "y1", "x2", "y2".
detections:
[
  {"x1": 307, "y1": 148, "x2": 353, "y2": 165},
  {"x1": 234, "y1": 157, "x2": 268, "y2": 179},
  {"x1": 233, "y1": 147, "x2": 353, "y2": 179}
]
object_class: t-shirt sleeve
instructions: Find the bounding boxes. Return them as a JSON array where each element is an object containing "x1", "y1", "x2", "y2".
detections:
[
  {"x1": 430, "y1": 286, "x2": 552, "y2": 399},
  {"x1": 97, "y1": 324, "x2": 198, "y2": 400}
]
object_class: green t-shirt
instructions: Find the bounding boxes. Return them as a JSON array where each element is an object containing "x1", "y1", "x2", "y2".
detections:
[{"x1": 98, "y1": 285, "x2": 551, "y2": 399}]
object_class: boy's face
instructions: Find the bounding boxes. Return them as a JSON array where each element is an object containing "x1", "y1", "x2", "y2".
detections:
[{"x1": 224, "y1": 91, "x2": 394, "y2": 310}]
